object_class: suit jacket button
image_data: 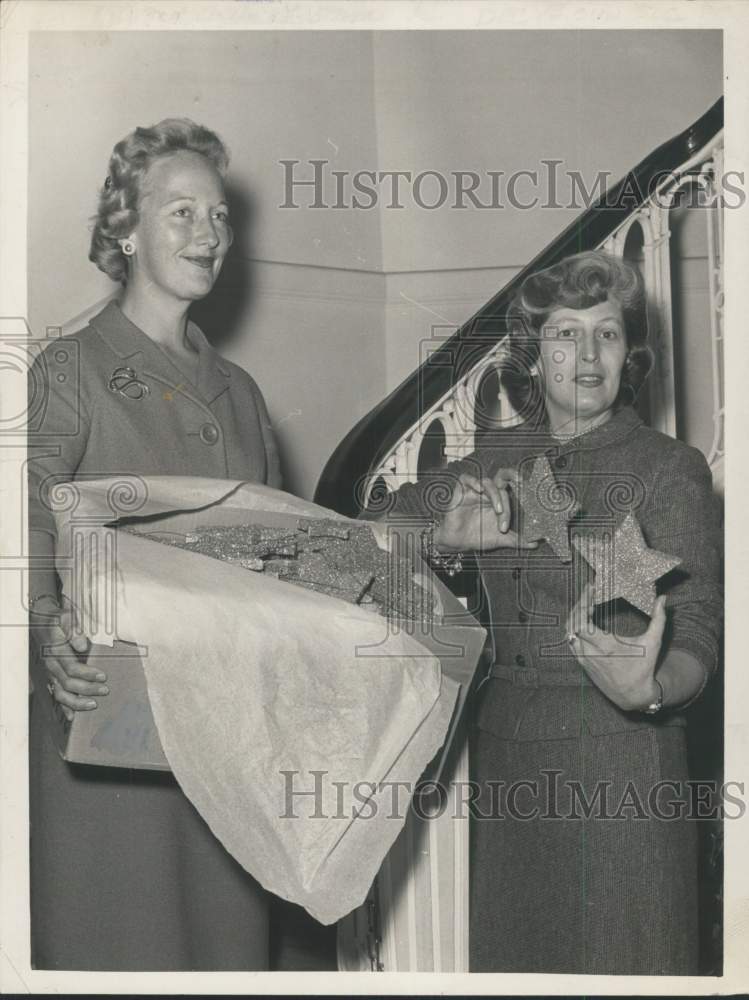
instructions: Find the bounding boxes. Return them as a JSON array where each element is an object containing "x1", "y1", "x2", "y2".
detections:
[
  {"x1": 515, "y1": 653, "x2": 526, "y2": 667},
  {"x1": 511, "y1": 567, "x2": 521, "y2": 580},
  {"x1": 199, "y1": 422, "x2": 219, "y2": 445},
  {"x1": 518, "y1": 611, "x2": 528, "y2": 623},
  {"x1": 554, "y1": 455, "x2": 568, "y2": 469}
]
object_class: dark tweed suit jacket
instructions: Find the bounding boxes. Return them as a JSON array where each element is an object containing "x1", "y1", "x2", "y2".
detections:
[{"x1": 385, "y1": 405, "x2": 723, "y2": 742}]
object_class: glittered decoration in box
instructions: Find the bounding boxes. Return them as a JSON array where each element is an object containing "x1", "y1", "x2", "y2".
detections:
[
  {"x1": 517, "y1": 454, "x2": 580, "y2": 562},
  {"x1": 128, "y1": 518, "x2": 439, "y2": 623},
  {"x1": 572, "y1": 511, "x2": 681, "y2": 616}
]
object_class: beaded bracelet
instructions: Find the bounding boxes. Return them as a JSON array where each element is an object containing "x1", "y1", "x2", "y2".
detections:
[{"x1": 420, "y1": 519, "x2": 463, "y2": 577}]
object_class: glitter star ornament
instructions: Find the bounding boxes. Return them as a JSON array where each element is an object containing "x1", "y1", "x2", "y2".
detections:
[
  {"x1": 517, "y1": 455, "x2": 580, "y2": 562},
  {"x1": 572, "y1": 511, "x2": 682, "y2": 615}
]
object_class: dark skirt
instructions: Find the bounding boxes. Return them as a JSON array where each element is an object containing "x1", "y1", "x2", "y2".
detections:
[
  {"x1": 469, "y1": 723, "x2": 697, "y2": 975},
  {"x1": 29, "y1": 688, "x2": 269, "y2": 971}
]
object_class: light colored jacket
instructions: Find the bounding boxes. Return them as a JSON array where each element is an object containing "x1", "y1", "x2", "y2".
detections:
[{"x1": 28, "y1": 300, "x2": 281, "y2": 599}]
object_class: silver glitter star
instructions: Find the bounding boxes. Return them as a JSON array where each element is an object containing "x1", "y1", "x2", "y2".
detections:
[
  {"x1": 572, "y1": 511, "x2": 682, "y2": 615},
  {"x1": 518, "y1": 455, "x2": 580, "y2": 562}
]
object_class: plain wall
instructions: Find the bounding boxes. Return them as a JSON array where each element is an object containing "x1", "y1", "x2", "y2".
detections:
[
  {"x1": 373, "y1": 30, "x2": 723, "y2": 273},
  {"x1": 28, "y1": 30, "x2": 723, "y2": 496}
]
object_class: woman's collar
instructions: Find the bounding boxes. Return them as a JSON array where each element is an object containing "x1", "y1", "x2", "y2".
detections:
[
  {"x1": 529, "y1": 405, "x2": 643, "y2": 452},
  {"x1": 90, "y1": 299, "x2": 232, "y2": 402}
]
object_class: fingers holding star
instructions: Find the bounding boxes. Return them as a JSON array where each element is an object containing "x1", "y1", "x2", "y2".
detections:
[{"x1": 565, "y1": 584, "x2": 669, "y2": 710}]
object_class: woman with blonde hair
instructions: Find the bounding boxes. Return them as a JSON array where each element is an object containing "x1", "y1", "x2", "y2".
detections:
[{"x1": 28, "y1": 118, "x2": 279, "y2": 970}]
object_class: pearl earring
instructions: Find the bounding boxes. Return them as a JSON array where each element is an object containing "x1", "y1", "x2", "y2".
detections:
[{"x1": 122, "y1": 241, "x2": 135, "y2": 257}]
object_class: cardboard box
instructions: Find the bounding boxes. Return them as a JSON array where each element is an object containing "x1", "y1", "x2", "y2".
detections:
[
  {"x1": 32, "y1": 639, "x2": 167, "y2": 770},
  {"x1": 39, "y1": 507, "x2": 486, "y2": 778}
]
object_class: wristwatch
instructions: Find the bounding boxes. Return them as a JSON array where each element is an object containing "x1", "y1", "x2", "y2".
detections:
[{"x1": 643, "y1": 678, "x2": 664, "y2": 715}]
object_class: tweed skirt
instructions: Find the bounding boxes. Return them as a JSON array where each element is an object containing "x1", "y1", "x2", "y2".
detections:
[
  {"x1": 29, "y1": 684, "x2": 269, "y2": 971},
  {"x1": 469, "y1": 720, "x2": 697, "y2": 975}
]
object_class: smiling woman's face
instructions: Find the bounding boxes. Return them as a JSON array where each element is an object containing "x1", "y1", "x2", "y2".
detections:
[
  {"x1": 127, "y1": 149, "x2": 232, "y2": 304},
  {"x1": 537, "y1": 298, "x2": 628, "y2": 435}
]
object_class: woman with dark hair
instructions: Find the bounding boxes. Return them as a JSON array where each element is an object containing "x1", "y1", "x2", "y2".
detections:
[
  {"x1": 502, "y1": 249, "x2": 652, "y2": 422},
  {"x1": 28, "y1": 119, "x2": 279, "y2": 970},
  {"x1": 377, "y1": 251, "x2": 722, "y2": 974}
]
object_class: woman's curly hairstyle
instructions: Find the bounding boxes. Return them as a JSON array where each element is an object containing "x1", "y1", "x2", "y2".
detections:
[
  {"x1": 502, "y1": 250, "x2": 652, "y2": 421},
  {"x1": 89, "y1": 118, "x2": 230, "y2": 284}
]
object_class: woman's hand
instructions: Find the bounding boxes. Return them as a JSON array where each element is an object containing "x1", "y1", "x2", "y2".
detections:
[
  {"x1": 436, "y1": 468, "x2": 538, "y2": 553},
  {"x1": 30, "y1": 595, "x2": 107, "y2": 721},
  {"x1": 566, "y1": 584, "x2": 667, "y2": 712}
]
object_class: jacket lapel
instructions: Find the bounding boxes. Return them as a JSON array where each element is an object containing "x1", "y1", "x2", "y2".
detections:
[
  {"x1": 185, "y1": 319, "x2": 232, "y2": 405},
  {"x1": 89, "y1": 301, "x2": 231, "y2": 407}
]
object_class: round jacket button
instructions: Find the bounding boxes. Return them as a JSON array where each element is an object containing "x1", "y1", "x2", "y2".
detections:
[
  {"x1": 518, "y1": 611, "x2": 528, "y2": 623},
  {"x1": 199, "y1": 422, "x2": 219, "y2": 445},
  {"x1": 511, "y1": 567, "x2": 521, "y2": 580},
  {"x1": 515, "y1": 653, "x2": 526, "y2": 667},
  {"x1": 554, "y1": 455, "x2": 568, "y2": 469}
]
